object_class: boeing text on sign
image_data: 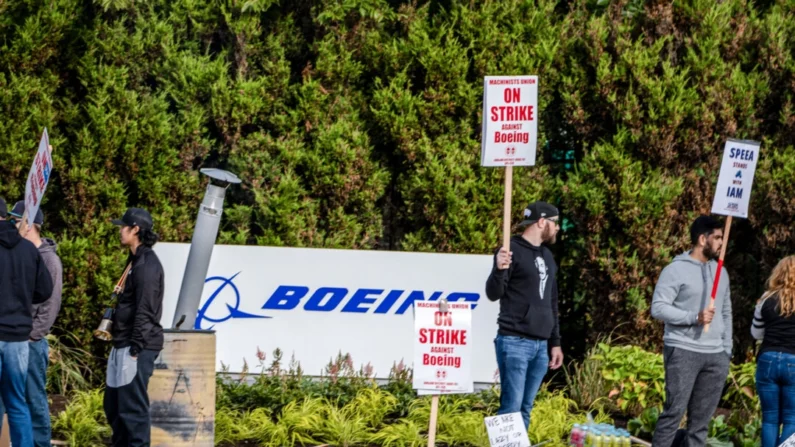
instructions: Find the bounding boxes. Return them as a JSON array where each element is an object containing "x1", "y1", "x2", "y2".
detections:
[
  {"x1": 154, "y1": 243, "x2": 500, "y2": 383},
  {"x1": 480, "y1": 76, "x2": 539, "y2": 167}
]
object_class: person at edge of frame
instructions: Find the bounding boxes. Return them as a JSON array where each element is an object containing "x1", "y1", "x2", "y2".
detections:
[
  {"x1": 0, "y1": 197, "x2": 54, "y2": 447},
  {"x1": 484, "y1": 200, "x2": 564, "y2": 430},
  {"x1": 0, "y1": 202, "x2": 64, "y2": 447},
  {"x1": 104, "y1": 207, "x2": 165, "y2": 447},
  {"x1": 751, "y1": 255, "x2": 795, "y2": 447}
]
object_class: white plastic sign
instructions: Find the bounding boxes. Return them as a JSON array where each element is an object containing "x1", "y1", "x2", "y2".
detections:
[
  {"x1": 484, "y1": 412, "x2": 531, "y2": 447},
  {"x1": 412, "y1": 301, "x2": 473, "y2": 392},
  {"x1": 154, "y1": 243, "x2": 500, "y2": 382},
  {"x1": 24, "y1": 128, "x2": 53, "y2": 227},
  {"x1": 480, "y1": 76, "x2": 539, "y2": 167},
  {"x1": 710, "y1": 139, "x2": 761, "y2": 218}
]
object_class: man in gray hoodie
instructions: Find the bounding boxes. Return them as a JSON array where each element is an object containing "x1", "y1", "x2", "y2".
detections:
[
  {"x1": 651, "y1": 215, "x2": 732, "y2": 447},
  {"x1": 10, "y1": 202, "x2": 63, "y2": 447}
]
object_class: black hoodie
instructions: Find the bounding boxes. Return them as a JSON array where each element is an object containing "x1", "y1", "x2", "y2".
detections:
[
  {"x1": 0, "y1": 220, "x2": 54, "y2": 341},
  {"x1": 485, "y1": 235, "x2": 561, "y2": 346}
]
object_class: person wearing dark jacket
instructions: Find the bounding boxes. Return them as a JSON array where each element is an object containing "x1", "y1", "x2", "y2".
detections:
[
  {"x1": 104, "y1": 207, "x2": 164, "y2": 447},
  {"x1": 1, "y1": 201, "x2": 64, "y2": 447},
  {"x1": 0, "y1": 198, "x2": 53, "y2": 447},
  {"x1": 485, "y1": 201, "x2": 564, "y2": 430}
]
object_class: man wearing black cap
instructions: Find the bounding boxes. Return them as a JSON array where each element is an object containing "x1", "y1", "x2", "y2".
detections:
[
  {"x1": 104, "y1": 207, "x2": 164, "y2": 447},
  {"x1": 6, "y1": 201, "x2": 63, "y2": 447},
  {"x1": 485, "y1": 201, "x2": 564, "y2": 430},
  {"x1": 0, "y1": 198, "x2": 53, "y2": 447}
]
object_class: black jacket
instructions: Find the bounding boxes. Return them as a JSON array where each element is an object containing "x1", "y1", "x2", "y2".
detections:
[
  {"x1": 485, "y1": 235, "x2": 561, "y2": 346},
  {"x1": 112, "y1": 245, "x2": 164, "y2": 355},
  {"x1": 0, "y1": 220, "x2": 53, "y2": 341}
]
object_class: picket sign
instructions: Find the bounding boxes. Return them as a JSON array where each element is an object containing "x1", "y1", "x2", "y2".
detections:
[
  {"x1": 780, "y1": 431, "x2": 795, "y2": 447},
  {"x1": 484, "y1": 412, "x2": 531, "y2": 447},
  {"x1": 705, "y1": 138, "x2": 761, "y2": 332},
  {"x1": 480, "y1": 76, "x2": 539, "y2": 252},
  {"x1": 20, "y1": 128, "x2": 54, "y2": 235},
  {"x1": 412, "y1": 299, "x2": 473, "y2": 447}
]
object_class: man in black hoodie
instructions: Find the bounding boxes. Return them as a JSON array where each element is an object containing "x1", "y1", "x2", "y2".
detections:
[
  {"x1": 105, "y1": 207, "x2": 164, "y2": 447},
  {"x1": 0, "y1": 198, "x2": 53, "y2": 447},
  {"x1": 485, "y1": 201, "x2": 564, "y2": 430}
]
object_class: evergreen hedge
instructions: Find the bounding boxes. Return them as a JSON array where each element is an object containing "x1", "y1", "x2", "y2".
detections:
[{"x1": 1, "y1": 0, "x2": 794, "y2": 377}]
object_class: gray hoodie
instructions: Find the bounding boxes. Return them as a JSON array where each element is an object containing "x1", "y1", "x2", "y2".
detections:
[
  {"x1": 650, "y1": 252, "x2": 732, "y2": 355},
  {"x1": 30, "y1": 238, "x2": 63, "y2": 341}
]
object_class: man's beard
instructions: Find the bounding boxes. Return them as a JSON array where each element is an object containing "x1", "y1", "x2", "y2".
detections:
[
  {"x1": 704, "y1": 244, "x2": 720, "y2": 260},
  {"x1": 542, "y1": 225, "x2": 557, "y2": 244}
]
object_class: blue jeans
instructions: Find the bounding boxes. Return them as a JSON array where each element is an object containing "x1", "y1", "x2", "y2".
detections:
[
  {"x1": 0, "y1": 341, "x2": 32, "y2": 447},
  {"x1": 757, "y1": 351, "x2": 795, "y2": 447},
  {"x1": 495, "y1": 335, "x2": 549, "y2": 429},
  {"x1": 28, "y1": 339, "x2": 50, "y2": 447}
]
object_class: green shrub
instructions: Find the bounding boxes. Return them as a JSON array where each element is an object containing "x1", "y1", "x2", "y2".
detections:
[
  {"x1": 51, "y1": 389, "x2": 111, "y2": 447},
  {"x1": 591, "y1": 343, "x2": 665, "y2": 415}
]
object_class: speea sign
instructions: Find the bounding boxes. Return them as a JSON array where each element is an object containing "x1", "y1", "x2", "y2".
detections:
[{"x1": 155, "y1": 243, "x2": 500, "y2": 384}]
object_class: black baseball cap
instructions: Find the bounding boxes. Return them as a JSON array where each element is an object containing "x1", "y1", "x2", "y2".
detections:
[
  {"x1": 10, "y1": 201, "x2": 44, "y2": 225},
  {"x1": 0, "y1": 198, "x2": 7, "y2": 218},
  {"x1": 112, "y1": 207, "x2": 153, "y2": 230},
  {"x1": 519, "y1": 201, "x2": 559, "y2": 227}
]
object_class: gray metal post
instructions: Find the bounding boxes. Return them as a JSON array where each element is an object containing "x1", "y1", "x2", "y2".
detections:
[{"x1": 171, "y1": 168, "x2": 241, "y2": 329}]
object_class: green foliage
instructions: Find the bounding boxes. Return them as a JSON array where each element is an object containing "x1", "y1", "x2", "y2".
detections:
[
  {"x1": 1, "y1": 0, "x2": 794, "y2": 382},
  {"x1": 708, "y1": 415, "x2": 736, "y2": 443},
  {"x1": 527, "y1": 388, "x2": 613, "y2": 447},
  {"x1": 46, "y1": 331, "x2": 95, "y2": 396},
  {"x1": 592, "y1": 343, "x2": 665, "y2": 415},
  {"x1": 627, "y1": 406, "x2": 660, "y2": 439},
  {"x1": 564, "y1": 341, "x2": 615, "y2": 413},
  {"x1": 51, "y1": 389, "x2": 111, "y2": 447},
  {"x1": 723, "y1": 361, "x2": 759, "y2": 418}
]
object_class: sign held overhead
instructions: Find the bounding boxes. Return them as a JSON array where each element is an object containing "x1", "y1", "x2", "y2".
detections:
[
  {"x1": 481, "y1": 76, "x2": 539, "y2": 167},
  {"x1": 711, "y1": 138, "x2": 761, "y2": 218}
]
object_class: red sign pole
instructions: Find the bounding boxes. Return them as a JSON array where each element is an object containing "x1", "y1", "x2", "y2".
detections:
[{"x1": 704, "y1": 216, "x2": 732, "y2": 333}]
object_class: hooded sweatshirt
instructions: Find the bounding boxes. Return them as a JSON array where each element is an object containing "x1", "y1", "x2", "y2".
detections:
[
  {"x1": 485, "y1": 235, "x2": 560, "y2": 346},
  {"x1": 650, "y1": 251, "x2": 732, "y2": 355},
  {"x1": 30, "y1": 238, "x2": 63, "y2": 341},
  {"x1": 0, "y1": 220, "x2": 54, "y2": 341}
]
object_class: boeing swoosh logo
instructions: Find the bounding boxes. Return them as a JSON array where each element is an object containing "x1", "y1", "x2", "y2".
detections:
[{"x1": 195, "y1": 272, "x2": 270, "y2": 330}]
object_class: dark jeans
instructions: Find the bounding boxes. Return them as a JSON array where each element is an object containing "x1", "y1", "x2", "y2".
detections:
[
  {"x1": 756, "y1": 350, "x2": 795, "y2": 447},
  {"x1": 652, "y1": 347, "x2": 729, "y2": 447},
  {"x1": 495, "y1": 335, "x2": 549, "y2": 429},
  {"x1": 104, "y1": 348, "x2": 158, "y2": 447},
  {"x1": 0, "y1": 341, "x2": 32, "y2": 447}
]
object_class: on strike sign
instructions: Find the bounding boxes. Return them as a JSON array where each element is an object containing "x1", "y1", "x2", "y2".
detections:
[
  {"x1": 412, "y1": 301, "x2": 472, "y2": 392},
  {"x1": 25, "y1": 129, "x2": 54, "y2": 227},
  {"x1": 480, "y1": 75, "x2": 539, "y2": 167},
  {"x1": 710, "y1": 138, "x2": 761, "y2": 218}
]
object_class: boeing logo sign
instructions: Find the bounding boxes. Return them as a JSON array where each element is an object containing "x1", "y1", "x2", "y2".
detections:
[{"x1": 195, "y1": 272, "x2": 482, "y2": 330}]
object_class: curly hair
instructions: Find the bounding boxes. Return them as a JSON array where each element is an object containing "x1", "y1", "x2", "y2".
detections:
[{"x1": 763, "y1": 256, "x2": 795, "y2": 317}]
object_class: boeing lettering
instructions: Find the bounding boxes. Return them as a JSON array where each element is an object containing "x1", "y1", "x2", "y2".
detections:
[
  {"x1": 262, "y1": 286, "x2": 479, "y2": 314},
  {"x1": 195, "y1": 272, "x2": 482, "y2": 329}
]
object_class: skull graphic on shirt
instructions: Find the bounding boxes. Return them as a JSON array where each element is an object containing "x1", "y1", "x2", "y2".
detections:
[{"x1": 535, "y1": 256, "x2": 548, "y2": 299}]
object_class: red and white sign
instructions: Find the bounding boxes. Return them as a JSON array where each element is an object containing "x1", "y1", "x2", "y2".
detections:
[
  {"x1": 412, "y1": 301, "x2": 473, "y2": 392},
  {"x1": 480, "y1": 76, "x2": 539, "y2": 167},
  {"x1": 24, "y1": 129, "x2": 53, "y2": 227}
]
